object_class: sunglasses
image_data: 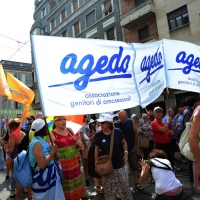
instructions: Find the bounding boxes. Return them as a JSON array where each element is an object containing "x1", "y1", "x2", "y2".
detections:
[{"x1": 99, "y1": 122, "x2": 106, "y2": 125}]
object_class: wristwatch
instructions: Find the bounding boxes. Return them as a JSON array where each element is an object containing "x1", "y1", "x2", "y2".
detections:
[{"x1": 124, "y1": 151, "x2": 128, "y2": 154}]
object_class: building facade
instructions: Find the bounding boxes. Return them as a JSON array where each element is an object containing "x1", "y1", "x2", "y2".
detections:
[
  {"x1": 155, "y1": 0, "x2": 200, "y2": 45},
  {"x1": 31, "y1": 0, "x2": 123, "y2": 109},
  {"x1": 1, "y1": 60, "x2": 33, "y2": 109},
  {"x1": 119, "y1": 0, "x2": 200, "y2": 115},
  {"x1": 120, "y1": 0, "x2": 159, "y2": 43}
]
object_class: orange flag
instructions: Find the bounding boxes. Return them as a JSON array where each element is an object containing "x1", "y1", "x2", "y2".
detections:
[
  {"x1": 22, "y1": 104, "x2": 35, "y2": 122},
  {"x1": 6, "y1": 71, "x2": 35, "y2": 105},
  {"x1": 0, "y1": 63, "x2": 11, "y2": 98}
]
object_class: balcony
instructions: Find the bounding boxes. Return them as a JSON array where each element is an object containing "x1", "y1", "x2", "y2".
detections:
[
  {"x1": 138, "y1": 34, "x2": 159, "y2": 43},
  {"x1": 121, "y1": 0, "x2": 155, "y2": 29}
]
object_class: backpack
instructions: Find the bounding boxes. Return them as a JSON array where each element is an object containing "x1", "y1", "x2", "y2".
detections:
[{"x1": 14, "y1": 149, "x2": 34, "y2": 188}]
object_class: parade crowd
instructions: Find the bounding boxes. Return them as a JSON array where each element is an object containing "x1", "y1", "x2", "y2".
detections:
[{"x1": 0, "y1": 96, "x2": 200, "y2": 200}]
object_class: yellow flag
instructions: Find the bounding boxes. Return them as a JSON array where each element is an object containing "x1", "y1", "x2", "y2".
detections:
[
  {"x1": 6, "y1": 71, "x2": 35, "y2": 105},
  {"x1": 22, "y1": 104, "x2": 35, "y2": 122},
  {"x1": 0, "y1": 63, "x2": 11, "y2": 98}
]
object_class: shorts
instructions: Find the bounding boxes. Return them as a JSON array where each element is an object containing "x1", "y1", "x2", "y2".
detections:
[{"x1": 128, "y1": 146, "x2": 138, "y2": 171}]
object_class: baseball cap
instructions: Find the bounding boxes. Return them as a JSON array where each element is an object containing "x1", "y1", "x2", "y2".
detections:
[
  {"x1": 27, "y1": 115, "x2": 35, "y2": 120},
  {"x1": 89, "y1": 119, "x2": 95, "y2": 124},
  {"x1": 31, "y1": 119, "x2": 45, "y2": 132},
  {"x1": 153, "y1": 106, "x2": 163, "y2": 112},
  {"x1": 97, "y1": 114, "x2": 113, "y2": 122}
]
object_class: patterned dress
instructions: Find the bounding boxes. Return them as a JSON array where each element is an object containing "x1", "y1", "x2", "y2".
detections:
[{"x1": 52, "y1": 130, "x2": 83, "y2": 200}]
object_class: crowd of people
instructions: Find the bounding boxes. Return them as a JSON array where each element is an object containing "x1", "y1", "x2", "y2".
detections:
[{"x1": 0, "y1": 95, "x2": 200, "y2": 200}]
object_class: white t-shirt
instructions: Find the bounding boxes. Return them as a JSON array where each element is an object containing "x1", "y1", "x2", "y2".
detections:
[{"x1": 151, "y1": 158, "x2": 182, "y2": 194}]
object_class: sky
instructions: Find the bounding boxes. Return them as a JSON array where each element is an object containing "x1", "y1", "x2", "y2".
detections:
[{"x1": 0, "y1": 0, "x2": 34, "y2": 64}]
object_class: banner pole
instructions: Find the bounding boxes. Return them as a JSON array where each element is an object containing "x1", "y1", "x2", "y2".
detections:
[
  {"x1": 44, "y1": 116, "x2": 53, "y2": 145},
  {"x1": 165, "y1": 87, "x2": 170, "y2": 110}
]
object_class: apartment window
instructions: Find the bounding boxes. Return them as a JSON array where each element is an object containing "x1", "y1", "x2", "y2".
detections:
[
  {"x1": 135, "y1": 0, "x2": 145, "y2": 7},
  {"x1": 61, "y1": 30, "x2": 67, "y2": 37},
  {"x1": 14, "y1": 73, "x2": 22, "y2": 81},
  {"x1": 25, "y1": 74, "x2": 32, "y2": 84},
  {"x1": 86, "y1": 10, "x2": 96, "y2": 28},
  {"x1": 41, "y1": 7, "x2": 46, "y2": 18},
  {"x1": 51, "y1": 19, "x2": 55, "y2": 30},
  {"x1": 138, "y1": 26, "x2": 149, "y2": 41},
  {"x1": 74, "y1": 21, "x2": 80, "y2": 36},
  {"x1": 49, "y1": 0, "x2": 56, "y2": 10},
  {"x1": 106, "y1": 27, "x2": 115, "y2": 40},
  {"x1": 61, "y1": 10, "x2": 66, "y2": 21},
  {"x1": 167, "y1": 5, "x2": 189, "y2": 31},
  {"x1": 73, "y1": 0, "x2": 78, "y2": 12},
  {"x1": 103, "y1": 0, "x2": 112, "y2": 16},
  {"x1": 41, "y1": 26, "x2": 47, "y2": 35},
  {"x1": 15, "y1": 102, "x2": 23, "y2": 109}
]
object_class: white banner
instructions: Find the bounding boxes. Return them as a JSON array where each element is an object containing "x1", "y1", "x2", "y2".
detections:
[
  {"x1": 163, "y1": 39, "x2": 200, "y2": 92},
  {"x1": 31, "y1": 36, "x2": 200, "y2": 116},
  {"x1": 31, "y1": 36, "x2": 139, "y2": 116},
  {"x1": 131, "y1": 41, "x2": 166, "y2": 108}
]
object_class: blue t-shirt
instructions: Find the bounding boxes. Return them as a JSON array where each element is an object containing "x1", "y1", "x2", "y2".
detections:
[
  {"x1": 114, "y1": 118, "x2": 135, "y2": 151},
  {"x1": 162, "y1": 116, "x2": 176, "y2": 140},
  {"x1": 93, "y1": 128, "x2": 125, "y2": 169},
  {"x1": 177, "y1": 115, "x2": 184, "y2": 132}
]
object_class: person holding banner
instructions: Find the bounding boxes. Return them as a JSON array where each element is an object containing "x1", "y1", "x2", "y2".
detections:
[
  {"x1": 49, "y1": 116, "x2": 83, "y2": 200},
  {"x1": 29, "y1": 119, "x2": 65, "y2": 200}
]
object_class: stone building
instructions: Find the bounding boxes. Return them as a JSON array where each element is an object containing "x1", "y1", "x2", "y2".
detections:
[{"x1": 1, "y1": 60, "x2": 33, "y2": 109}]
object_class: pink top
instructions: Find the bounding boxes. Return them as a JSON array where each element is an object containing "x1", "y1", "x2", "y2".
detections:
[{"x1": 194, "y1": 106, "x2": 200, "y2": 117}]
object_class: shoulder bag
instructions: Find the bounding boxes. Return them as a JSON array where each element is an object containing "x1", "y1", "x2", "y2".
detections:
[
  {"x1": 95, "y1": 130, "x2": 114, "y2": 177},
  {"x1": 178, "y1": 106, "x2": 200, "y2": 161},
  {"x1": 140, "y1": 136, "x2": 149, "y2": 148}
]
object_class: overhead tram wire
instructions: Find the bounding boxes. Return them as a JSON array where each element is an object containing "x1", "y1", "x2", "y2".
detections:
[
  {"x1": 2, "y1": 2, "x2": 146, "y2": 61},
  {"x1": 0, "y1": 33, "x2": 31, "y2": 47}
]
